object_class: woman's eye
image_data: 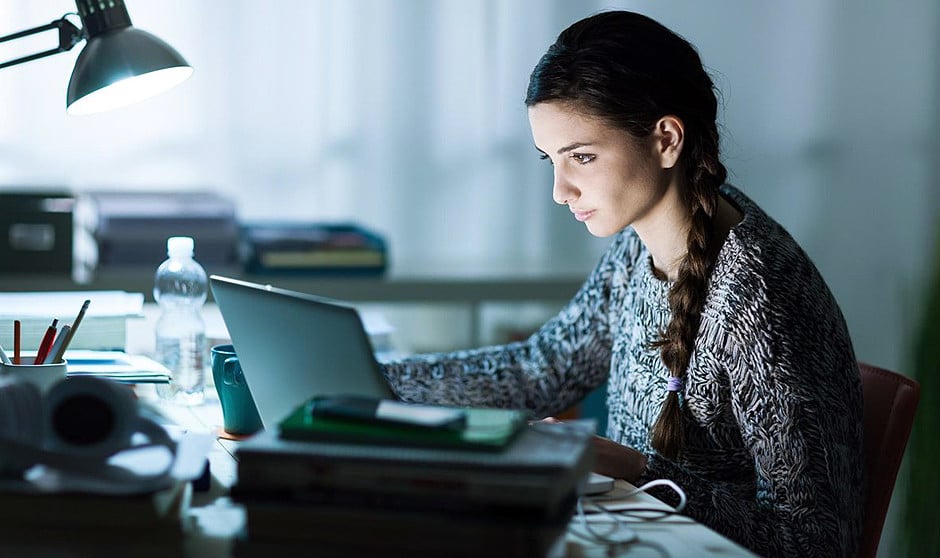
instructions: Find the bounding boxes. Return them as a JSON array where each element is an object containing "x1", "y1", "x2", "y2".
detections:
[
  {"x1": 571, "y1": 153, "x2": 595, "y2": 165},
  {"x1": 538, "y1": 153, "x2": 553, "y2": 165}
]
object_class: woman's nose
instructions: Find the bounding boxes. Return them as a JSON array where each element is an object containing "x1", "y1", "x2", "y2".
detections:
[{"x1": 552, "y1": 170, "x2": 578, "y2": 205}]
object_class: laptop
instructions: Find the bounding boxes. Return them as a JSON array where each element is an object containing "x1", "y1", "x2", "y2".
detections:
[{"x1": 209, "y1": 275, "x2": 394, "y2": 429}]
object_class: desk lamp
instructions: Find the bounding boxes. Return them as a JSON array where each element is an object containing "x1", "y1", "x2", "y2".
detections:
[{"x1": 0, "y1": 0, "x2": 192, "y2": 115}]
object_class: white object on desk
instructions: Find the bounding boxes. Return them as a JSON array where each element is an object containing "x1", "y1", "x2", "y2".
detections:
[{"x1": 582, "y1": 472, "x2": 616, "y2": 495}]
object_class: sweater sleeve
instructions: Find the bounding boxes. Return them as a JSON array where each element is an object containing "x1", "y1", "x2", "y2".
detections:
[
  {"x1": 638, "y1": 289, "x2": 864, "y2": 557},
  {"x1": 380, "y1": 231, "x2": 639, "y2": 418}
]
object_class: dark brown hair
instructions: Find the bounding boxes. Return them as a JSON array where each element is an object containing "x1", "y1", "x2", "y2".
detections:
[{"x1": 525, "y1": 11, "x2": 727, "y2": 459}]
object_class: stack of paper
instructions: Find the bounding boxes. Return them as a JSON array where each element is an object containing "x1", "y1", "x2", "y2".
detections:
[
  {"x1": 0, "y1": 290, "x2": 144, "y2": 351},
  {"x1": 64, "y1": 350, "x2": 172, "y2": 384}
]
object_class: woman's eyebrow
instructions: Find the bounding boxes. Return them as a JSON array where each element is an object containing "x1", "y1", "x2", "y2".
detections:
[
  {"x1": 556, "y1": 142, "x2": 592, "y2": 154},
  {"x1": 533, "y1": 141, "x2": 593, "y2": 156}
]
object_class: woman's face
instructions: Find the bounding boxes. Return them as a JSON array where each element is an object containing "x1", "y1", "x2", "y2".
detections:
[{"x1": 528, "y1": 102, "x2": 675, "y2": 238}]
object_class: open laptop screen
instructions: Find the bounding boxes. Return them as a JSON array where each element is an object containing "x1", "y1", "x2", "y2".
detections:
[{"x1": 209, "y1": 275, "x2": 393, "y2": 429}]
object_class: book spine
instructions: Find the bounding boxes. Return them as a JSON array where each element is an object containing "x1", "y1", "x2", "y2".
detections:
[
  {"x1": 232, "y1": 484, "x2": 577, "y2": 520},
  {"x1": 234, "y1": 457, "x2": 567, "y2": 513},
  {"x1": 239, "y1": 499, "x2": 569, "y2": 555}
]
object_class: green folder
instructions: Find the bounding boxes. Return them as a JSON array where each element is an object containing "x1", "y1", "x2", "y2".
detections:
[{"x1": 278, "y1": 400, "x2": 529, "y2": 452}]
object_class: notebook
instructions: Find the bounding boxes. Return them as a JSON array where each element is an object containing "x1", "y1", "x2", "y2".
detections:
[
  {"x1": 209, "y1": 275, "x2": 394, "y2": 429},
  {"x1": 278, "y1": 398, "x2": 527, "y2": 451}
]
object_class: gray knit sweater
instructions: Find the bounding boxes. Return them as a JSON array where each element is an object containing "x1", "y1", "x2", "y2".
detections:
[{"x1": 380, "y1": 185, "x2": 864, "y2": 557}]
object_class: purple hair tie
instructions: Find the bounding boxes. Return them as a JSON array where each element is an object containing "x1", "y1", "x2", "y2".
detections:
[{"x1": 666, "y1": 377, "x2": 684, "y2": 392}]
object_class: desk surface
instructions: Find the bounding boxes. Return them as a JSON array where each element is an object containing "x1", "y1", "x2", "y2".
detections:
[{"x1": 155, "y1": 394, "x2": 756, "y2": 558}]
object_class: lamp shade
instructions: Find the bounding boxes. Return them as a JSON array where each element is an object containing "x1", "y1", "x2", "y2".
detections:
[{"x1": 66, "y1": 26, "x2": 192, "y2": 116}]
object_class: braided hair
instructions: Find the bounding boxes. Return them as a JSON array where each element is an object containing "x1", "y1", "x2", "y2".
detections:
[{"x1": 525, "y1": 11, "x2": 727, "y2": 459}]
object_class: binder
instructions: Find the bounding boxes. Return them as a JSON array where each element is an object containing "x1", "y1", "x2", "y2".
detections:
[{"x1": 0, "y1": 191, "x2": 74, "y2": 275}]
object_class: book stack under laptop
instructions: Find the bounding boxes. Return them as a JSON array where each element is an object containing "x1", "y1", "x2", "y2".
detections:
[{"x1": 230, "y1": 400, "x2": 593, "y2": 558}]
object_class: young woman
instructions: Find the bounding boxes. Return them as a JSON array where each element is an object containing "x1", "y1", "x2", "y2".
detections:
[{"x1": 381, "y1": 10, "x2": 864, "y2": 557}]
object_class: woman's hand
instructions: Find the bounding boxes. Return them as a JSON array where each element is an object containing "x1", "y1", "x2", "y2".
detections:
[
  {"x1": 592, "y1": 435, "x2": 648, "y2": 482},
  {"x1": 535, "y1": 417, "x2": 648, "y2": 482}
]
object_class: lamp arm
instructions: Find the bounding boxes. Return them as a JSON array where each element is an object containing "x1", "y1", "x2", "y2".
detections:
[{"x1": 0, "y1": 16, "x2": 84, "y2": 70}]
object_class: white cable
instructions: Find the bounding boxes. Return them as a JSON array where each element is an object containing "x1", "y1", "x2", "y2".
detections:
[
  {"x1": 572, "y1": 477, "x2": 688, "y2": 548},
  {"x1": 621, "y1": 478, "x2": 687, "y2": 514},
  {"x1": 573, "y1": 497, "x2": 638, "y2": 546}
]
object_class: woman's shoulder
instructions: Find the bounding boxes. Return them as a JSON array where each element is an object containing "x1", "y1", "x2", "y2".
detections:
[
  {"x1": 707, "y1": 186, "x2": 859, "y2": 407},
  {"x1": 710, "y1": 185, "x2": 849, "y2": 339},
  {"x1": 716, "y1": 185, "x2": 828, "y2": 293}
]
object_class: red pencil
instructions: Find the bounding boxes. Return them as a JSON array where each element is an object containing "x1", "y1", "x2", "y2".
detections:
[
  {"x1": 13, "y1": 320, "x2": 21, "y2": 365},
  {"x1": 34, "y1": 318, "x2": 59, "y2": 365}
]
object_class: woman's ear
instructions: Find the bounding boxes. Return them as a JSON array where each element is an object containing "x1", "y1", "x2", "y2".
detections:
[{"x1": 653, "y1": 115, "x2": 684, "y2": 169}]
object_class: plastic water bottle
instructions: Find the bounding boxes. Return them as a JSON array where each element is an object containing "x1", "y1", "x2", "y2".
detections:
[{"x1": 154, "y1": 236, "x2": 208, "y2": 405}]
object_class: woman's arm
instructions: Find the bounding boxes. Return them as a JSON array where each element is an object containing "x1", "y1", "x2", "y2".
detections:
[
  {"x1": 381, "y1": 229, "x2": 643, "y2": 416},
  {"x1": 380, "y1": 277, "x2": 613, "y2": 417}
]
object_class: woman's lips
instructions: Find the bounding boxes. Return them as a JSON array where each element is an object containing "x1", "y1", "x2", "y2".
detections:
[{"x1": 572, "y1": 209, "x2": 595, "y2": 222}]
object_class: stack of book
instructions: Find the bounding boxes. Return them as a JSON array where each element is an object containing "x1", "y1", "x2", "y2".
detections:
[
  {"x1": 231, "y1": 400, "x2": 593, "y2": 557},
  {"x1": 0, "y1": 479, "x2": 191, "y2": 557},
  {"x1": 240, "y1": 222, "x2": 388, "y2": 276}
]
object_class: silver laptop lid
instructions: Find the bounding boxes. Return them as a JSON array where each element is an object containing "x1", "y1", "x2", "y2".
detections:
[{"x1": 209, "y1": 275, "x2": 393, "y2": 429}]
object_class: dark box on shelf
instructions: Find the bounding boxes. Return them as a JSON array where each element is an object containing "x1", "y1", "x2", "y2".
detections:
[
  {"x1": 0, "y1": 191, "x2": 74, "y2": 274},
  {"x1": 83, "y1": 190, "x2": 239, "y2": 270}
]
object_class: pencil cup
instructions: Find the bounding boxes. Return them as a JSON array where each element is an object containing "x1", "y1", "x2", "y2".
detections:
[
  {"x1": 211, "y1": 344, "x2": 263, "y2": 435},
  {"x1": 0, "y1": 356, "x2": 68, "y2": 395}
]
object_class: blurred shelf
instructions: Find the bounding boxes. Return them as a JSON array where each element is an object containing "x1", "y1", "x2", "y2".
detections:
[{"x1": 0, "y1": 269, "x2": 585, "y2": 305}]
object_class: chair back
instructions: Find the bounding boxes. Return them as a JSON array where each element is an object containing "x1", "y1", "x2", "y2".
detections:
[{"x1": 857, "y1": 362, "x2": 921, "y2": 558}]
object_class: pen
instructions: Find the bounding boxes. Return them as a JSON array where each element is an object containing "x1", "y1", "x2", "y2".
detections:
[
  {"x1": 34, "y1": 318, "x2": 59, "y2": 365},
  {"x1": 13, "y1": 320, "x2": 21, "y2": 365},
  {"x1": 52, "y1": 299, "x2": 90, "y2": 364},
  {"x1": 44, "y1": 325, "x2": 71, "y2": 367}
]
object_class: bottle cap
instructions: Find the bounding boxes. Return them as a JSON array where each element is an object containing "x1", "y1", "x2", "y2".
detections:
[{"x1": 167, "y1": 236, "x2": 194, "y2": 257}]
